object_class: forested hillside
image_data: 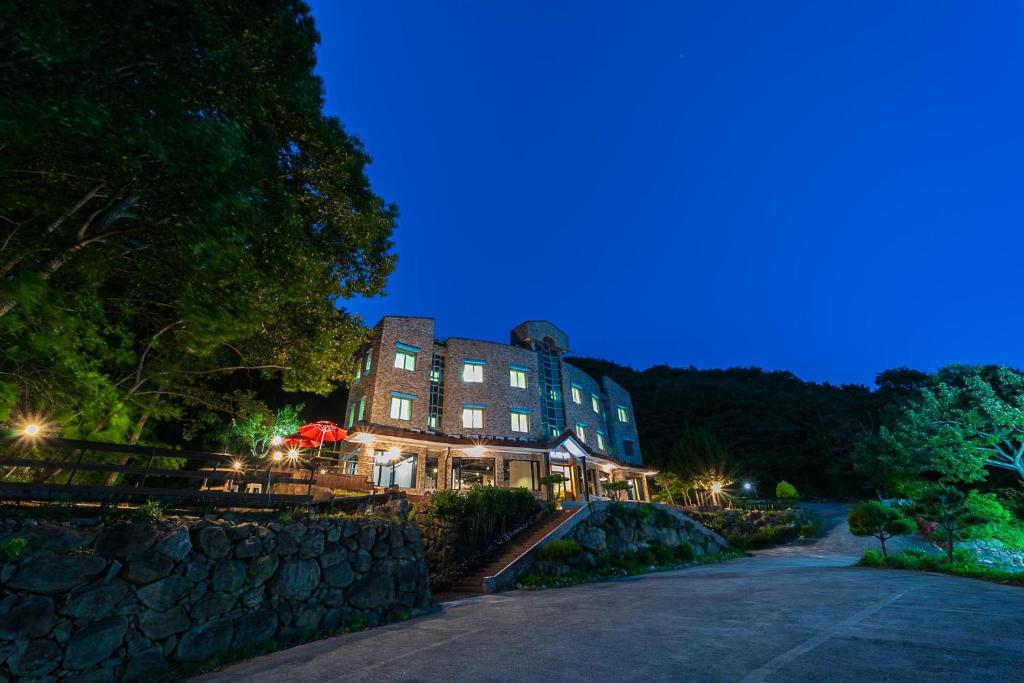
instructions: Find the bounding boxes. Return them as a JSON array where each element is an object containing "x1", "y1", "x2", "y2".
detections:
[{"x1": 568, "y1": 358, "x2": 927, "y2": 497}]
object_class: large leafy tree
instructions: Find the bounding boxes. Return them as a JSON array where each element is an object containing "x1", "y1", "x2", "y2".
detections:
[
  {"x1": 0, "y1": 1, "x2": 395, "y2": 449},
  {"x1": 875, "y1": 365, "x2": 1024, "y2": 493}
]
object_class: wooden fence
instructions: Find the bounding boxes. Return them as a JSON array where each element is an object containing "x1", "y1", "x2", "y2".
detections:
[{"x1": 0, "y1": 436, "x2": 376, "y2": 510}]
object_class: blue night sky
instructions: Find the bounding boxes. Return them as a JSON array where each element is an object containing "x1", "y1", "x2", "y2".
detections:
[{"x1": 308, "y1": 1, "x2": 1024, "y2": 386}]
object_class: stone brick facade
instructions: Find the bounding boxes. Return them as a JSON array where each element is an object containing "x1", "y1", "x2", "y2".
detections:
[{"x1": 342, "y1": 317, "x2": 651, "y2": 501}]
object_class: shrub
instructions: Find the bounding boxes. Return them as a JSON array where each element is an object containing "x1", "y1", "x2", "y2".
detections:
[
  {"x1": 426, "y1": 489, "x2": 465, "y2": 520},
  {"x1": 673, "y1": 541, "x2": 696, "y2": 563},
  {"x1": 775, "y1": 480, "x2": 799, "y2": 501},
  {"x1": 131, "y1": 500, "x2": 164, "y2": 523},
  {"x1": 540, "y1": 539, "x2": 583, "y2": 561}
]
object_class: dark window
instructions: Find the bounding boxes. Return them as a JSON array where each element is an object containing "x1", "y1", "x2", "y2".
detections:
[
  {"x1": 424, "y1": 455, "x2": 439, "y2": 489},
  {"x1": 451, "y1": 457, "x2": 495, "y2": 489},
  {"x1": 623, "y1": 440, "x2": 635, "y2": 458}
]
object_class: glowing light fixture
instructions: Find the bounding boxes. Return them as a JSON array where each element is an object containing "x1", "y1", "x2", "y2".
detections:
[
  {"x1": 465, "y1": 445, "x2": 486, "y2": 457},
  {"x1": 271, "y1": 436, "x2": 283, "y2": 446},
  {"x1": 231, "y1": 460, "x2": 244, "y2": 471},
  {"x1": 351, "y1": 432, "x2": 376, "y2": 446},
  {"x1": 743, "y1": 482, "x2": 752, "y2": 491},
  {"x1": 319, "y1": 468, "x2": 327, "y2": 475},
  {"x1": 710, "y1": 482, "x2": 723, "y2": 495},
  {"x1": 385, "y1": 446, "x2": 401, "y2": 459},
  {"x1": 271, "y1": 451, "x2": 283, "y2": 462},
  {"x1": 22, "y1": 423, "x2": 41, "y2": 437},
  {"x1": 287, "y1": 448, "x2": 300, "y2": 460}
]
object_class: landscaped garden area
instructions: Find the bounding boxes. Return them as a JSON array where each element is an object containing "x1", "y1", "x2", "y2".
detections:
[{"x1": 520, "y1": 502, "x2": 743, "y2": 590}]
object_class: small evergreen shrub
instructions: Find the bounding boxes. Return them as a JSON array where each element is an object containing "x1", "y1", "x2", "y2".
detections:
[{"x1": 540, "y1": 539, "x2": 583, "y2": 560}]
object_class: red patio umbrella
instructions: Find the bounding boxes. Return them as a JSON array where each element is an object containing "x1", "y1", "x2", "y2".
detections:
[
  {"x1": 281, "y1": 434, "x2": 318, "y2": 449},
  {"x1": 297, "y1": 420, "x2": 348, "y2": 459}
]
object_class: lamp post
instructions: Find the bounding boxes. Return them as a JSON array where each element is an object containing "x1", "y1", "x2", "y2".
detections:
[{"x1": 267, "y1": 451, "x2": 283, "y2": 503}]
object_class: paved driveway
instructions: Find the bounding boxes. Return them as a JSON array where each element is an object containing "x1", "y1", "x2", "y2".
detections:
[{"x1": 196, "y1": 504, "x2": 1024, "y2": 682}]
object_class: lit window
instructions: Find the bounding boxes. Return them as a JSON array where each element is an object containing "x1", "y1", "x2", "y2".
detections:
[
  {"x1": 509, "y1": 366, "x2": 527, "y2": 389},
  {"x1": 511, "y1": 410, "x2": 530, "y2": 433},
  {"x1": 389, "y1": 393, "x2": 413, "y2": 420},
  {"x1": 462, "y1": 406, "x2": 484, "y2": 429},
  {"x1": 591, "y1": 394, "x2": 601, "y2": 413},
  {"x1": 463, "y1": 360, "x2": 484, "y2": 383},
  {"x1": 575, "y1": 422, "x2": 587, "y2": 443},
  {"x1": 596, "y1": 431, "x2": 605, "y2": 450},
  {"x1": 364, "y1": 354, "x2": 372, "y2": 374},
  {"x1": 617, "y1": 406, "x2": 629, "y2": 422},
  {"x1": 354, "y1": 365, "x2": 361, "y2": 383},
  {"x1": 346, "y1": 403, "x2": 356, "y2": 428},
  {"x1": 394, "y1": 349, "x2": 416, "y2": 371},
  {"x1": 571, "y1": 385, "x2": 582, "y2": 404},
  {"x1": 430, "y1": 368, "x2": 442, "y2": 383},
  {"x1": 428, "y1": 415, "x2": 439, "y2": 429},
  {"x1": 357, "y1": 396, "x2": 366, "y2": 422}
]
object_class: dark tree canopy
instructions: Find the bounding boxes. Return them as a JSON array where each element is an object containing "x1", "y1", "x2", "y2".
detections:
[
  {"x1": 567, "y1": 358, "x2": 885, "y2": 497},
  {"x1": 0, "y1": 1, "x2": 396, "y2": 444}
]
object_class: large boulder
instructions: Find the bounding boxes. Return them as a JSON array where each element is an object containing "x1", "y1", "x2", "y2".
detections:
[
  {"x1": 247, "y1": 554, "x2": 278, "y2": 586},
  {"x1": 575, "y1": 525, "x2": 607, "y2": 554},
  {"x1": 274, "y1": 559, "x2": 320, "y2": 601},
  {"x1": 7, "y1": 554, "x2": 107, "y2": 594},
  {"x1": 135, "y1": 575, "x2": 189, "y2": 611},
  {"x1": 0, "y1": 594, "x2": 54, "y2": 639},
  {"x1": 176, "y1": 617, "x2": 234, "y2": 662},
  {"x1": 234, "y1": 535, "x2": 262, "y2": 559},
  {"x1": 195, "y1": 526, "x2": 231, "y2": 559},
  {"x1": 190, "y1": 592, "x2": 236, "y2": 621},
  {"x1": 122, "y1": 549, "x2": 175, "y2": 584},
  {"x1": 63, "y1": 616, "x2": 128, "y2": 669},
  {"x1": 138, "y1": 606, "x2": 190, "y2": 640},
  {"x1": 324, "y1": 560, "x2": 355, "y2": 588},
  {"x1": 124, "y1": 645, "x2": 167, "y2": 682},
  {"x1": 7, "y1": 638, "x2": 61, "y2": 677},
  {"x1": 155, "y1": 525, "x2": 192, "y2": 561},
  {"x1": 232, "y1": 610, "x2": 278, "y2": 650},
  {"x1": 346, "y1": 572, "x2": 395, "y2": 611},
  {"x1": 94, "y1": 523, "x2": 158, "y2": 559},
  {"x1": 60, "y1": 578, "x2": 130, "y2": 619},
  {"x1": 211, "y1": 559, "x2": 246, "y2": 594}
]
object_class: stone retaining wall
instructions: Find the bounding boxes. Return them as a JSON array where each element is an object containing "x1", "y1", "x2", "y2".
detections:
[{"x1": 0, "y1": 513, "x2": 431, "y2": 681}]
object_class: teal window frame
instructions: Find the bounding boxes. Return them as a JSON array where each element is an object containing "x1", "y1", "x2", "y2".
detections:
[
  {"x1": 575, "y1": 422, "x2": 587, "y2": 443},
  {"x1": 462, "y1": 359, "x2": 486, "y2": 383},
  {"x1": 570, "y1": 384, "x2": 582, "y2": 404},
  {"x1": 617, "y1": 406, "x2": 629, "y2": 422},
  {"x1": 591, "y1": 394, "x2": 601, "y2": 413},
  {"x1": 510, "y1": 407, "x2": 531, "y2": 433},
  {"x1": 394, "y1": 344, "x2": 417, "y2": 371},
  {"x1": 357, "y1": 396, "x2": 366, "y2": 422},
  {"x1": 596, "y1": 430, "x2": 605, "y2": 450},
  {"x1": 389, "y1": 391, "x2": 415, "y2": 420},
  {"x1": 509, "y1": 365, "x2": 528, "y2": 389},
  {"x1": 462, "y1": 403, "x2": 485, "y2": 429}
]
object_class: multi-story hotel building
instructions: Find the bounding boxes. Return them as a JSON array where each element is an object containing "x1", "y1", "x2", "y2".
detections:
[{"x1": 340, "y1": 317, "x2": 652, "y2": 501}]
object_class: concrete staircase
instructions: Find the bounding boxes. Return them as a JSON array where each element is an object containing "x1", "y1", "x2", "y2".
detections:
[{"x1": 448, "y1": 508, "x2": 578, "y2": 595}]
